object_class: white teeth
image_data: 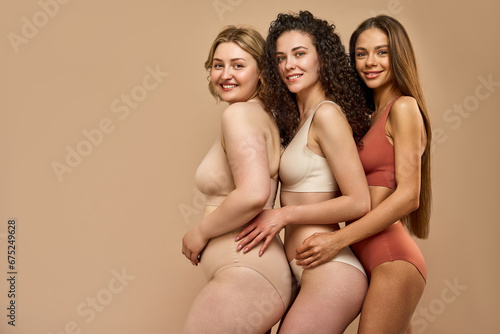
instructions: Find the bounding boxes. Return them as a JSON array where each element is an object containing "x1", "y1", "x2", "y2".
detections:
[
  {"x1": 222, "y1": 84, "x2": 237, "y2": 89},
  {"x1": 288, "y1": 74, "x2": 301, "y2": 80}
]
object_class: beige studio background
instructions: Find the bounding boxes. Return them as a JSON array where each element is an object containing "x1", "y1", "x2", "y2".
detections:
[{"x1": 1, "y1": 0, "x2": 499, "y2": 333}]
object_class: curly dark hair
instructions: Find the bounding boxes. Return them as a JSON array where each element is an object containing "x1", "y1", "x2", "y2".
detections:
[{"x1": 262, "y1": 11, "x2": 370, "y2": 146}]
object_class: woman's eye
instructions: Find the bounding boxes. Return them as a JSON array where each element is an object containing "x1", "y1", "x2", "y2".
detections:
[
  {"x1": 213, "y1": 64, "x2": 223, "y2": 69},
  {"x1": 378, "y1": 50, "x2": 388, "y2": 55},
  {"x1": 356, "y1": 52, "x2": 366, "y2": 58},
  {"x1": 233, "y1": 64, "x2": 243, "y2": 69},
  {"x1": 277, "y1": 56, "x2": 285, "y2": 62},
  {"x1": 296, "y1": 51, "x2": 305, "y2": 57}
]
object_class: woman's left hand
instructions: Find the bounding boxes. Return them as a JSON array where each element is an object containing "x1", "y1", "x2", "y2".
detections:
[
  {"x1": 235, "y1": 208, "x2": 286, "y2": 256},
  {"x1": 182, "y1": 226, "x2": 208, "y2": 266},
  {"x1": 295, "y1": 231, "x2": 343, "y2": 269}
]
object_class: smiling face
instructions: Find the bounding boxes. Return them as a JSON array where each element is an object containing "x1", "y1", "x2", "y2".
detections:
[
  {"x1": 354, "y1": 28, "x2": 393, "y2": 91},
  {"x1": 275, "y1": 30, "x2": 321, "y2": 95},
  {"x1": 210, "y1": 42, "x2": 260, "y2": 104}
]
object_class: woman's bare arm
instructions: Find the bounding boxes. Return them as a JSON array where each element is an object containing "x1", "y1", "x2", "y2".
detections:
[
  {"x1": 236, "y1": 103, "x2": 370, "y2": 255},
  {"x1": 296, "y1": 97, "x2": 426, "y2": 268},
  {"x1": 182, "y1": 102, "x2": 275, "y2": 265}
]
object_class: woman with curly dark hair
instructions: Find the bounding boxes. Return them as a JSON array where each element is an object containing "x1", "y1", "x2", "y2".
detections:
[{"x1": 235, "y1": 11, "x2": 371, "y2": 333}]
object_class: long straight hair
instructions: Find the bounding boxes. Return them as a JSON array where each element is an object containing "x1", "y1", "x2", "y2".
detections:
[{"x1": 350, "y1": 15, "x2": 432, "y2": 239}]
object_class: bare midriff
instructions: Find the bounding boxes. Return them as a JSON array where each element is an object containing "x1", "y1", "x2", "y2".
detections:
[{"x1": 280, "y1": 190, "x2": 340, "y2": 261}]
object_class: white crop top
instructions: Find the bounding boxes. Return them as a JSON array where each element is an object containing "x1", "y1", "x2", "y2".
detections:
[{"x1": 279, "y1": 101, "x2": 339, "y2": 193}]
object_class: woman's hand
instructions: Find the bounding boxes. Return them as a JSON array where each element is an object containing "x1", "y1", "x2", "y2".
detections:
[
  {"x1": 235, "y1": 208, "x2": 286, "y2": 256},
  {"x1": 295, "y1": 231, "x2": 344, "y2": 269},
  {"x1": 182, "y1": 225, "x2": 209, "y2": 266}
]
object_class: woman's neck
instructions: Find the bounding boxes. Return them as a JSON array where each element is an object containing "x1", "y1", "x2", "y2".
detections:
[
  {"x1": 226, "y1": 96, "x2": 262, "y2": 106},
  {"x1": 295, "y1": 84, "x2": 327, "y2": 120},
  {"x1": 373, "y1": 85, "x2": 402, "y2": 112}
]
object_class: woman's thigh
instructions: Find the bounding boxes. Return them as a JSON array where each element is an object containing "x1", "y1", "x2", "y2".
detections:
[
  {"x1": 279, "y1": 261, "x2": 367, "y2": 334},
  {"x1": 184, "y1": 266, "x2": 286, "y2": 334},
  {"x1": 201, "y1": 230, "x2": 293, "y2": 308},
  {"x1": 358, "y1": 260, "x2": 425, "y2": 334}
]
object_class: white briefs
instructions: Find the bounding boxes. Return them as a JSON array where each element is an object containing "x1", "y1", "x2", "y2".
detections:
[{"x1": 289, "y1": 246, "x2": 366, "y2": 283}]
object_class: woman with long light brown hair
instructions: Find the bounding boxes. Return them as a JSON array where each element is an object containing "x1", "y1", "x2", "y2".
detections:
[{"x1": 294, "y1": 15, "x2": 432, "y2": 333}]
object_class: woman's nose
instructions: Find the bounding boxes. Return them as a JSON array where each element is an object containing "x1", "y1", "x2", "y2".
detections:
[{"x1": 222, "y1": 67, "x2": 233, "y2": 80}]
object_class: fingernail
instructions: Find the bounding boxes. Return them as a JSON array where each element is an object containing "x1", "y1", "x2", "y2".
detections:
[
  {"x1": 243, "y1": 247, "x2": 248, "y2": 253},
  {"x1": 259, "y1": 251, "x2": 263, "y2": 256},
  {"x1": 237, "y1": 244, "x2": 242, "y2": 251},
  {"x1": 235, "y1": 236, "x2": 240, "y2": 241}
]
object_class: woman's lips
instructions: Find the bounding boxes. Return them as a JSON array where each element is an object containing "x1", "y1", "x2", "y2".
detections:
[
  {"x1": 221, "y1": 83, "x2": 238, "y2": 91},
  {"x1": 286, "y1": 73, "x2": 303, "y2": 81},
  {"x1": 363, "y1": 71, "x2": 382, "y2": 79}
]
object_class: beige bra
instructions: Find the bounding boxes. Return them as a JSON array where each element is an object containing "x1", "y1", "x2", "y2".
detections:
[
  {"x1": 195, "y1": 139, "x2": 277, "y2": 208},
  {"x1": 279, "y1": 101, "x2": 339, "y2": 193}
]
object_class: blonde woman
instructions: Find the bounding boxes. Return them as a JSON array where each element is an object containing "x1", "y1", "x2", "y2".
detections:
[{"x1": 181, "y1": 26, "x2": 292, "y2": 333}]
